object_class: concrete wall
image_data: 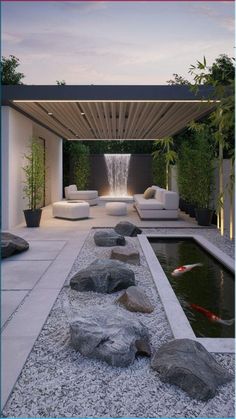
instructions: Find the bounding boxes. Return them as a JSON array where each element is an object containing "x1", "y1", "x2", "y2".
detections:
[
  {"x1": 1, "y1": 106, "x2": 63, "y2": 229},
  {"x1": 214, "y1": 159, "x2": 235, "y2": 235}
]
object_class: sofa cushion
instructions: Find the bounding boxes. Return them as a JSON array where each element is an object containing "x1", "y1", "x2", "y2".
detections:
[
  {"x1": 151, "y1": 185, "x2": 165, "y2": 202},
  {"x1": 65, "y1": 185, "x2": 77, "y2": 199},
  {"x1": 68, "y1": 184, "x2": 77, "y2": 192},
  {"x1": 133, "y1": 194, "x2": 164, "y2": 210},
  {"x1": 163, "y1": 191, "x2": 179, "y2": 210},
  {"x1": 68, "y1": 190, "x2": 98, "y2": 200},
  {"x1": 143, "y1": 187, "x2": 155, "y2": 199}
]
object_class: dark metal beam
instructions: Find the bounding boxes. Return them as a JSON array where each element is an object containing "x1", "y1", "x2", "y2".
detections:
[{"x1": 2, "y1": 84, "x2": 216, "y2": 105}]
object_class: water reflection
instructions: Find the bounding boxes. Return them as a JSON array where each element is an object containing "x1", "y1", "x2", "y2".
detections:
[{"x1": 150, "y1": 238, "x2": 235, "y2": 338}]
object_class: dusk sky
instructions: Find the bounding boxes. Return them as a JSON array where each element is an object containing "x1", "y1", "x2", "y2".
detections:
[{"x1": 2, "y1": 1, "x2": 234, "y2": 85}]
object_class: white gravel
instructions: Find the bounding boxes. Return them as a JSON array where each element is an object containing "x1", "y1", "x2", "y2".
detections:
[{"x1": 2, "y1": 228, "x2": 235, "y2": 418}]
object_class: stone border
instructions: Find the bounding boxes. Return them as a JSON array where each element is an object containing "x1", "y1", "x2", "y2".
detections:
[{"x1": 138, "y1": 234, "x2": 235, "y2": 353}]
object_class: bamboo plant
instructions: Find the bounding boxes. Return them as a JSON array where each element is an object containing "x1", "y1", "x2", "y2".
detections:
[
  {"x1": 152, "y1": 137, "x2": 177, "y2": 190},
  {"x1": 22, "y1": 138, "x2": 45, "y2": 210}
]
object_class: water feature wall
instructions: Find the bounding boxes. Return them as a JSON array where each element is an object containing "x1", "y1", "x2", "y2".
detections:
[
  {"x1": 86, "y1": 154, "x2": 152, "y2": 196},
  {"x1": 104, "y1": 154, "x2": 131, "y2": 197}
]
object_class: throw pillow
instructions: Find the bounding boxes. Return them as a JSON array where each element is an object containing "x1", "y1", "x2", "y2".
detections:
[{"x1": 143, "y1": 187, "x2": 155, "y2": 199}]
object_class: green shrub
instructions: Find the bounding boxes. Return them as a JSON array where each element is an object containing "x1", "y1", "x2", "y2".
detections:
[
  {"x1": 63, "y1": 142, "x2": 90, "y2": 190},
  {"x1": 177, "y1": 142, "x2": 197, "y2": 203},
  {"x1": 190, "y1": 131, "x2": 215, "y2": 209},
  {"x1": 71, "y1": 143, "x2": 90, "y2": 190},
  {"x1": 152, "y1": 155, "x2": 166, "y2": 188}
]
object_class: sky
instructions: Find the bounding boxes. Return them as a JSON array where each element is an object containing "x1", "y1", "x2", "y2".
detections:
[{"x1": 1, "y1": 1, "x2": 235, "y2": 85}]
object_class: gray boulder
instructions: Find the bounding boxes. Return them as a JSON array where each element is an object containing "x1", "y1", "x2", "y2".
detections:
[
  {"x1": 1, "y1": 232, "x2": 29, "y2": 259},
  {"x1": 70, "y1": 259, "x2": 135, "y2": 293},
  {"x1": 70, "y1": 306, "x2": 151, "y2": 367},
  {"x1": 117, "y1": 286, "x2": 154, "y2": 313},
  {"x1": 114, "y1": 221, "x2": 142, "y2": 237},
  {"x1": 94, "y1": 230, "x2": 125, "y2": 247},
  {"x1": 151, "y1": 339, "x2": 233, "y2": 400},
  {"x1": 110, "y1": 245, "x2": 140, "y2": 265}
]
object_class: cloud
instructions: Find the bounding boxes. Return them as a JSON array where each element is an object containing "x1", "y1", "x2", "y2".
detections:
[
  {"x1": 56, "y1": 1, "x2": 108, "y2": 14},
  {"x1": 2, "y1": 32, "x2": 22, "y2": 43},
  {"x1": 189, "y1": 2, "x2": 234, "y2": 32}
]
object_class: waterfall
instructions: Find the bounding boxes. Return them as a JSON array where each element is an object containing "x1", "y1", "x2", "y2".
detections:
[{"x1": 104, "y1": 154, "x2": 131, "y2": 197}]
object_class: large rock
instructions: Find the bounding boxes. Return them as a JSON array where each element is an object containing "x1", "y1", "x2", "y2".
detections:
[
  {"x1": 70, "y1": 306, "x2": 151, "y2": 367},
  {"x1": 70, "y1": 259, "x2": 135, "y2": 293},
  {"x1": 114, "y1": 221, "x2": 142, "y2": 237},
  {"x1": 117, "y1": 286, "x2": 154, "y2": 313},
  {"x1": 1, "y1": 232, "x2": 29, "y2": 259},
  {"x1": 110, "y1": 245, "x2": 140, "y2": 265},
  {"x1": 151, "y1": 339, "x2": 233, "y2": 400},
  {"x1": 94, "y1": 230, "x2": 125, "y2": 247}
]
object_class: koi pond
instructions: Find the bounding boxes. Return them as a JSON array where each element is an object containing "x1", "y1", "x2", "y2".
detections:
[{"x1": 149, "y1": 237, "x2": 235, "y2": 339}]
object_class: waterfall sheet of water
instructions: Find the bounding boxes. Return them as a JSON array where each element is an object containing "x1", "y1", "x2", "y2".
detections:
[{"x1": 104, "y1": 154, "x2": 131, "y2": 197}]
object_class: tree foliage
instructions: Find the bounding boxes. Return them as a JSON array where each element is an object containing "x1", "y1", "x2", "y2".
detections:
[
  {"x1": 56, "y1": 80, "x2": 66, "y2": 85},
  {"x1": 82, "y1": 140, "x2": 154, "y2": 154},
  {"x1": 189, "y1": 54, "x2": 235, "y2": 156},
  {"x1": 1, "y1": 55, "x2": 25, "y2": 85},
  {"x1": 166, "y1": 73, "x2": 190, "y2": 86}
]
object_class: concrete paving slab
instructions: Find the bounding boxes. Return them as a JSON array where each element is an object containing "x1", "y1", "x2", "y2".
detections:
[
  {"x1": 36, "y1": 236, "x2": 89, "y2": 290},
  {"x1": 1, "y1": 233, "x2": 89, "y2": 409},
  {"x1": 13, "y1": 204, "x2": 202, "y2": 233},
  {"x1": 8, "y1": 240, "x2": 66, "y2": 261},
  {"x1": 1, "y1": 260, "x2": 51, "y2": 290},
  {"x1": 1, "y1": 336, "x2": 37, "y2": 409},
  {"x1": 1, "y1": 290, "x2": 28, "y2": 327},
  {"x1": 2, "y1": 288, "x2": 61, "y2": 338}
]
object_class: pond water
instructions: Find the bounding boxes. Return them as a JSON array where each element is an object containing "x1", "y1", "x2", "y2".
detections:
[{"x1": 149, "y1": 238, "x2": 235, "y2": 338}]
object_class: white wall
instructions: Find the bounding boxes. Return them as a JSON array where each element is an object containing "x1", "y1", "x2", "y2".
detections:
[
  {"x1": 1, "y1": 106, "x2": 63, "y2": 229},
  {"x1": 2, "y1": 107, "x2": 33, "y2": 229}
]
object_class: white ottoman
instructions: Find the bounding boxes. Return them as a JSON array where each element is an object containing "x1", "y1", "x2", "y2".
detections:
[
  {"x1": 52, "y1": 201, "x2": 90, "y2": 220},
  {"x1": 106, "y1": 202, "x2": 127, "y2": 216}
]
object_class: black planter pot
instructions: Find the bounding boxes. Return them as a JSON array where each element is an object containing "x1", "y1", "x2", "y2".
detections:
[
  {"x1": 195, "y1": 208, "x2": 213, "y2": 226},
  {"x1": 184, "y1": 202, "x2": 190, "y2": 214},
  {"x1": 211, "y1": 211, "x2": 217, "y2": 226},
  {"x1": 187, "y1": 203, "x2": 196, "y2": 218},
  {"x1": 185, "y1": 202, "x2": 194, "y2": 215},
  {"x1": 24, "y1": 209, "x2": 42, "y2": 227},
  {"x1": 179, "y1": 198, "x2": 184, "y2": 211}
]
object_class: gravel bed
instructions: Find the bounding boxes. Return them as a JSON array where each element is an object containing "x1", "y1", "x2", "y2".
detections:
[{"x1": 3, "y1": 228, "x2": 235, "y2": 418}]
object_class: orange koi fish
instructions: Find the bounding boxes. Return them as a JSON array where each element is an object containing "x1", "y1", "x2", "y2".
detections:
[
  {"x1": 190, "y1": 303, "x2": 234, "y2": 326},
  {"x1": 171, "y1": 263, "x2": 203, "y2": 277}
]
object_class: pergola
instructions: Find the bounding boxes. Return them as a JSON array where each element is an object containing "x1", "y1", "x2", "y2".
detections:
[{"x1": 2, "y1": 85, "x2": 217, "y2": 140}]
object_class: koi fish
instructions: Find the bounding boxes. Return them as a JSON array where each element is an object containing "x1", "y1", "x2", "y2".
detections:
[
  {"x1": 190, "y1": 303, "x2": 234, "y2": 326},
  {"x1": 171, "y1": 263, "x2": 203, "y2": 277}
]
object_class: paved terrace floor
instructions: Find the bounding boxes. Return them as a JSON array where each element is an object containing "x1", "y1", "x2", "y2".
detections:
[{"x1": 1, "y1": 202, "x2": 212, "y2": 409}]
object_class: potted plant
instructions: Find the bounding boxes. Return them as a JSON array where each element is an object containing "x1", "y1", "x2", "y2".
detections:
[
  {"x1": 189, "y1": 124, "x2": 215, "y2": 226},
  {"x1": 22, "y1": 137, "x2": 45, "y2": 227}
]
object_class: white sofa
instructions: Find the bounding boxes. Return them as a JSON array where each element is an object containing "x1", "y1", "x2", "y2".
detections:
[
  {"x1": 134, "y1": 185, "x2": 179, "y2": 219},
  {"x1": 64, "y1": 185, "x2": 98, "y2": 206}
]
